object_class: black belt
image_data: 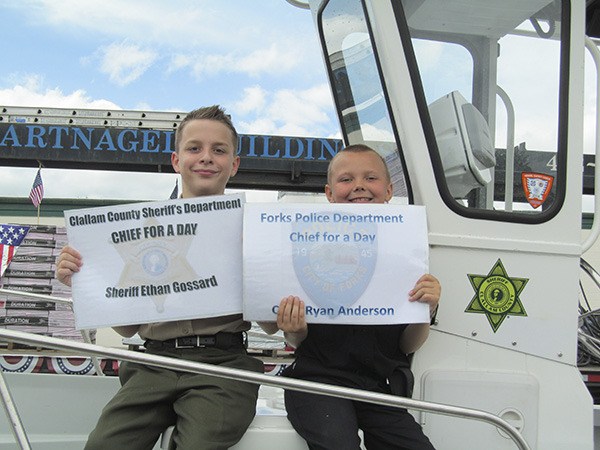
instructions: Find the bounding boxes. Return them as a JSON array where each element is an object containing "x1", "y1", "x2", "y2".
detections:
[{"x1": 144, "y1": 332, "x2": 245, "y2": 350}]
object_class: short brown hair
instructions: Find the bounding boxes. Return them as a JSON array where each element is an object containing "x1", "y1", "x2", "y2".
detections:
[
  {"x1": 175, "y1": 105, "x2": 238, "y2": 152},
  {"x1": 327, "y1": 144, "x2": 391, "y2": 183}
]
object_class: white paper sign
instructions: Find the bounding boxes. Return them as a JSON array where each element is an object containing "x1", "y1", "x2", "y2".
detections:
[
  {"x1": 243, "y1": 203, "x2": 430, "y2": 324},
  {"x1": 65, "y1": 193, "x2": 245, "y2": 329}
]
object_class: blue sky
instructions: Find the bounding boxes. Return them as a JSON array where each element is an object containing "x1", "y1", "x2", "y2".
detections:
[
  {"x1": 0, "y1": 1, "x2": 598, "y2": 206},
  {"x1": 0, "y1": 0, "x2": 338, "y2": 201}
]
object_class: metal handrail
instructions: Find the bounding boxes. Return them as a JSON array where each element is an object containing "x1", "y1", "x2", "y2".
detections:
[
  {"x1": 0, "y1": 289, "x2": 72, "y2": 306},
  {"x1": 0, "y1": 328, "x2": 531, "y2": 450},
  {"x1": 497, "y1": 86, "x2": 516, "y2": 212},
  {"x1": 0, "y1": 372, "x2": 30, "y2": 449}
]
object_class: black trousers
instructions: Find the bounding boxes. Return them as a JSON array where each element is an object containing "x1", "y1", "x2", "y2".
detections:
[{"x1": 285, "y1": 389, "x2": 435, "y2": 450}]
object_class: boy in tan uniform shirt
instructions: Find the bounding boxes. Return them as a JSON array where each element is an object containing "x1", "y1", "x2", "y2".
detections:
[{"x1": 56, "y1": 106, "x2": 264, "y2": 450}]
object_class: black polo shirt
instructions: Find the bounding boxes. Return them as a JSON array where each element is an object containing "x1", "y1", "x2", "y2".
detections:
[{"x1": 283, "y1": 323, "x2": 412, "y2": 394}]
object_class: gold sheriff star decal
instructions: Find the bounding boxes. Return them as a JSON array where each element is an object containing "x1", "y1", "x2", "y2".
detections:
[
  {"x1": 465, "y1": 259, "x2": 528, "y2": 332},
  {"x1": 113, "y1": 218, "x2": 197, "y2": 313}
]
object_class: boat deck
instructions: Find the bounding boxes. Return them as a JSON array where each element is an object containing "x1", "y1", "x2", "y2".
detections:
[{"x1": 0, "y1": 371, "x2": 308, "y2": 449}]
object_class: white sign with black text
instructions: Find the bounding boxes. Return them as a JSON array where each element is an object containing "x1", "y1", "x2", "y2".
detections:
[{"x1": 65, "y1": 193, "x2": 245, "y2": 329}]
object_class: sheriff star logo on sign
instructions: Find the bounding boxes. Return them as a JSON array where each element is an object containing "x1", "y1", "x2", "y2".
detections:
[
  {"x1": 113, "y1": 217, "x2": 197, "y2": 313},
  {"x1": 465, "y1": 259, "x2": 528, "y2": 332}
]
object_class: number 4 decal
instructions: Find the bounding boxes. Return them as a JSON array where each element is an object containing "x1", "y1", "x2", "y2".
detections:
[{"x1": 546, "y1": 155, "x2": 557, "y2": 172}]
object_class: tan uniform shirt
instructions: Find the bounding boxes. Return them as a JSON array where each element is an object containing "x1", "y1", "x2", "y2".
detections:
[{"x1": 113, "y1": 314, "x2": 250, "y2": 341}]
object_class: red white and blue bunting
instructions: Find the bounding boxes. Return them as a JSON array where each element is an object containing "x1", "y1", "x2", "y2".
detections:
[{"x1": 0, "y1": 355, "x2": 43, "y2": 373}]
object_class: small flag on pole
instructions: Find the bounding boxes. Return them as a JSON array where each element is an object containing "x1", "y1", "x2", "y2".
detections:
[
  {"x1": 29, "y1": 168, "x2": 44, "y2": 207},
  {"x1": 0, "y1": 225, "x2": 30, "y2": 277},
  {"x1": 169, "y1": 179, "x2": 179, "y2": 199}
]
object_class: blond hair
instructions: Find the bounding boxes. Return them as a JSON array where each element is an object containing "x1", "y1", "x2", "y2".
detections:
[
  {"x1": 327, "y1": 144, "x2": 391, "y2": 183},
  {"x1": 175, "y1": 105, "x2": 238, "y2": 152}
]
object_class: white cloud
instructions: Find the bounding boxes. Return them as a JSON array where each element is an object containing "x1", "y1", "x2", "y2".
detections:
[
  {"x1": 303, "y1": 84, "x2": 335, "y2": 108},
  {"x1": 168, "y1": 54, "x2": 193, "y2": 74},
  {"x1": 184, "y1": 42, "x2": 305, "y2": 80},
  {"x1": 191, "y1": 53, "x2": 235, "y2": 78},
  {"x1": 7, "y1": 1, "x2": 325, "y2": 97},
  {"x1": 232, "y1": 86, "x2": 267, "y2": 114},
  {"x1": 237, "y1": 118, "x2": 278, "y2": 135},
  {"x1": 24, "y1": 0, "x2": 226, "y2": 47},
  {"x1": 99, "y1": 42, "x2": 158, "y2": 87},
  {"x1": 267, "y1": 87, "x2": 332, "y2": 127},
  {"x1": 25, "y1": 1, "x2": 315, "y2": 55},
  {"x1": 0, "y1": 74, "x2": 119, "y2": 109},
  {"x1": 237, "y1": 43, "x2": 300, "y2": 77},
  {"x1": 273, "y1": 122, "x2": 321, "y2": 137},
  {"x1": 231, "y1": 83, "x2": 336, "y2": 137}
]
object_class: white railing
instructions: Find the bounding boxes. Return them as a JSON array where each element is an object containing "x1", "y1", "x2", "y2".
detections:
[{"x1": 0, "y1": 328, "x2": 531, "y2": 450}]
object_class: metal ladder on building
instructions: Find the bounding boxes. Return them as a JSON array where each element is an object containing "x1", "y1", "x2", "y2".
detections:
[{"x1": 0, "y1": 105, "x2": 186, "y2": 130}]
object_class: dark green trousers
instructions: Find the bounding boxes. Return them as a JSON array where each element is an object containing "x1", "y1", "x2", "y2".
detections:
[{"x1": 84, "y1": 346, "x2": 263, "y2": 450}]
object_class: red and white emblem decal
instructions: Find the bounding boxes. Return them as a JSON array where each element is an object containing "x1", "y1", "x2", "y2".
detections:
[{"x1": 522, "y1": 172, "x2": 554, "y2": 209}]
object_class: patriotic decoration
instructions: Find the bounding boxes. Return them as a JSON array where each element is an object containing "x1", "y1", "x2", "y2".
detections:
[
  {"x1": 0, "y1": 355, "x2": 120, "y2": 376},
  {"x1": 46, "y1": 357, "x2": 101, "y2": 375},
  {"x1": 29, "y1": 168, "x2": 44, "y2": 207},
  {"x1": 263, "y1": 363, "x2": 290, "y2": 376},
  {"x1": 0, "y1": 355, "x2": 43, "y2": 373},
  {"x1": 169, "y1": 179, "x2": 179, "y2": 199},
  {"x1": 0, "y1": 225, "x2": 99, "y2": 345},
  {"x1": 0, "y1": 225, "x2": 30, "y2": 277}
]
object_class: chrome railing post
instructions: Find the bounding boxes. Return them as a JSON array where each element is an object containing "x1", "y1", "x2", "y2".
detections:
[{"x1": 0, "y1": 370, "x2": 31, "y2": 449}]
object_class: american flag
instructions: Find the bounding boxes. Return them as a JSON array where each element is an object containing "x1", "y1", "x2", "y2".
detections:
[
  {"x1": 0, "y1": 225, "x2": 30, "y2": 278},
  {"x1": 29, "y1": 169, "x2": 44, "y2": 207}
]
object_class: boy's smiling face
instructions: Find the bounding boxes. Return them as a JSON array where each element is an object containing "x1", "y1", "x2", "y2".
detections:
[
  {"x1": 325, "y1": 150, "x2": 393, "y2": 204},
  {"x1": 171, "y1": 119, "x2": 240, "y2": 198}
]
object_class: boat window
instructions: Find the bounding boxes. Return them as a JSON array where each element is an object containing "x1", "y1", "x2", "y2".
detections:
[
  {"x1": 404, "y1": 0, "x2": 568, "y2": 219},
  {"x1": 319, "y1": 0, "x2": 410, "y2": 199},
  {"x1": 319, "y1": 0, "x2": 568, "y2": 221}
]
